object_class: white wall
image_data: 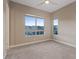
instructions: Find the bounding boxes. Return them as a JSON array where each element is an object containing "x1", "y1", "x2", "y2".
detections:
[
  {"x1": 9, "y1": 2, "x2": 51, "y2": 47},
  {"x1": 9, "y1": 1, "x2": 76, "y2": 48}
]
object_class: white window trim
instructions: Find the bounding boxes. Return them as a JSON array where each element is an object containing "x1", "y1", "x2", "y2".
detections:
[{"x1": 24, "y1": 14, "x2": 45, "y2": 37}]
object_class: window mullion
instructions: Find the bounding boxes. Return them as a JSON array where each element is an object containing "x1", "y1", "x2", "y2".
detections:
[
  {"x1": 35, "y1": 17, "x2": 37, "y2": 35},
  {"x1": 35, "y1": 17, "x2": 37, "y2": 26}
]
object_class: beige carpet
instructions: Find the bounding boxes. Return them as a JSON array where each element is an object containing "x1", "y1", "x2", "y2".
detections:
[{"x1": 6, "y1": 40, "x2": 76, "y2": 59}]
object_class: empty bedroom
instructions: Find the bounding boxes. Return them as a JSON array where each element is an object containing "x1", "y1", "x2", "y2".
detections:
[{"x1": 4, "y1": 0, "x2": 76, "y2": 59}]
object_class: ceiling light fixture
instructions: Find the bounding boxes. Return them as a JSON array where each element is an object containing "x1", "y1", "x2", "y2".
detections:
[{"x1": 45, "y1": 0, "x2": 50, "y2": 4}]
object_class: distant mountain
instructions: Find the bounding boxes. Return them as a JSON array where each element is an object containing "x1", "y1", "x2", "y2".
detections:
[{"x1": 25, "y1": 26, "x2": 44, "y2": 30}]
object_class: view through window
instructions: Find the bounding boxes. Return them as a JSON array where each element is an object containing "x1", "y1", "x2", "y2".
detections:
[{"x1": 25, "y1": 15, "x2": 44, "y2": 36}]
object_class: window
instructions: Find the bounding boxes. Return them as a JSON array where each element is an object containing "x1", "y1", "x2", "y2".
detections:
[
  {"x1": 25, "y1": 15, "x2": 44, "y2": 36},
  {"x1": 53, "y1": 16, "x2": 58, "y2": 35}
]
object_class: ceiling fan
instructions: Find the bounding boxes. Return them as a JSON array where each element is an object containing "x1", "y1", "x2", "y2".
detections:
[{"x1": 37, "y1": 0, "x2": 57, "y2": 5}]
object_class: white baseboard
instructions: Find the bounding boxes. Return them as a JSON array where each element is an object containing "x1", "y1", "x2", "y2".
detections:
[
  {"x1": 9, "y1": 39, "x2": 51, "y2": 49},
  {"x1": 53, "y1": 39, "x2": 76, "y2": 48},
  {"x1": 9, "y1": 39, "x2": 75, "y2": 49}
]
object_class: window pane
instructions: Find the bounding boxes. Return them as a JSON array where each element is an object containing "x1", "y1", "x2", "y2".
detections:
[
  {"x1": 25, "y1": 16, "x2": 36, "y2": 35},
  {"x1": 25, "y1": 16, "x2": 35, "y2": 26},
  {"x1": 37, "y1": 18, "x2": 44, "y2": 26},
  {"x1": 54, "y1": 25, "x2": 58, "y2": 34},
  {"x1": 26, "y1": 26, "x2": 36, "y2": 30},
  {"x1": 40, "y1": 31, "x2": 44, "y2": 35},
  {"x1": 36, "y1": 31, "x2": 44, "y2": 35},
  {"x1": 53, "y1": 17, "x2": 58, "y2": 35},
  {"x1": 25, "y1": 16, "x2": 44, "y2": 36},
  {"x1": 37, "y1": 18, "x2": 44, "y2": 30},
  {"x1": 54, "y1": 19, "x2": 58, "y2": 25},
  {"x1": 25, "y1": 31, "x2": 36, "y2": 35},
  {"x1": 37, "y1": 31, "x2": 40, "y2": 35},
  {"x1": 32, "y1": 32, "x2": 36, "y2": 35}
]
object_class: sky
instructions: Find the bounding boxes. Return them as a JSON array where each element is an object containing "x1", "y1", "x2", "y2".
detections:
[
  {"x1": 53, "y1": 18, "x2": 58, "y2": 25},
  {"x1": 25, "y1": 16, "x2": 44, "y2": 26}
]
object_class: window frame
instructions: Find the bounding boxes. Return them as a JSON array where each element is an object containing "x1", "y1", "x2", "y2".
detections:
[{"x1": 24, "y1": 14, "x2": 45, "y2": 37}]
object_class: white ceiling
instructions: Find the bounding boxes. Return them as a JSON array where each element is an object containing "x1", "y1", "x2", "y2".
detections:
[{"x1": 11, "y1": 0, "x2": 76, "y2": 13}]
